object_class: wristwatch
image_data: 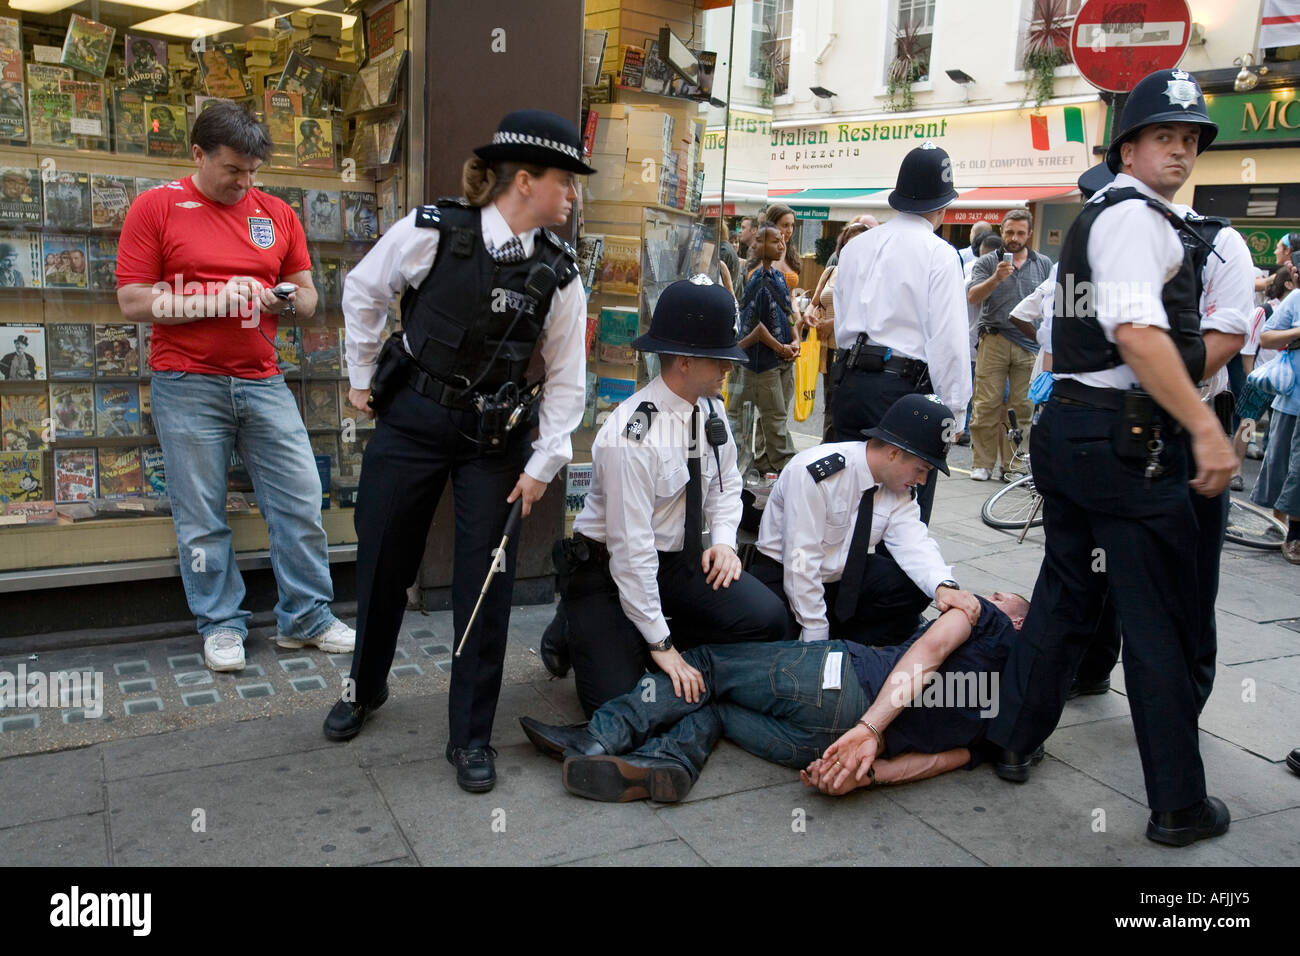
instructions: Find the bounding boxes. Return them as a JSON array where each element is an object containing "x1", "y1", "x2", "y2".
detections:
[
  {"x1": 937, "y1": 579, "x2": 960, "y2": 592},
  {"x1": 647, "y1": 636, "x2": 673, "y2": 652}
]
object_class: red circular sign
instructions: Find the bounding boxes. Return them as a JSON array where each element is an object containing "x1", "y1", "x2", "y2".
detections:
[{"x1": 1071, "y1": 0, "x2": 1192, "y2": 93}]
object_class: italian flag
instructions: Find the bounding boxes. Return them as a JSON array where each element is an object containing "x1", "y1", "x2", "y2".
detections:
[{"x1": 1030, "y1": 106, "x2": 1085, "y2": 151}]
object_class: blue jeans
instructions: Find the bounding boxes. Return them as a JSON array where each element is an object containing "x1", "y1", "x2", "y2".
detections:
[
  {"x1": 587, "y1": 641, "x2": 871, "y2": 780},
  {"x1": 150, "y1": 370, "x2": 335, "y2": 639}
]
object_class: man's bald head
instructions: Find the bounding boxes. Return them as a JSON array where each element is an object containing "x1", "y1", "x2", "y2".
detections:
[{"x1": 971, "y1": 221, "x2": 993, "y2": 243}]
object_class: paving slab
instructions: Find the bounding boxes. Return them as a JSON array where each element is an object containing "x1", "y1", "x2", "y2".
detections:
[
  {"x1": 371, "y1": 743, "x2": 679, "y2": 866},
  {"x1": 107, "y1": 747, "x2": 406, "y2": 866},
  {"x1": 657, "y1": 781, "x2": 983, "y2": 866},
  {"x1": 559, "y1": 838, "x2": 708, "y2": 866},
  {"x1": 1213, "y1": 611, "x2": 1300, "y2": 666},
  {"x1": 1197, "y1": 668, "x2": 1300, "y2": 760},
  {"x1": 678, "y1": 739, "x2": 801, "y2": 803},
  {"x1": 0, "y1": 813, "x2": 109, "y2": 865},
  {"x1": 0, "y1": 747, "x2": 103, "y2": 828},
  {"x1": 1046, "y1": 716, "x2": 1299, "y2": 819},
  {"x1": 883, "y1": 756, "x2": 1252, "y2": 866},
  {"x1": 1226, "y1": 807, "x2": 1300, "y2": 866}
]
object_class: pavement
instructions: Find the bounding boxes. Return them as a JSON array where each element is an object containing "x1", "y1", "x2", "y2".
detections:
[{"x1": 1, "y1": 401, "x2": 1298, "y2": 866}]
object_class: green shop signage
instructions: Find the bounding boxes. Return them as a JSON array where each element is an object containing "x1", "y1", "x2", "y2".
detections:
[
  {"x1": 1204, "y1": 89, "x2": 1300, "y2": 145},
  {"x1": 1240, "y1": 225, "x2": 1298, "y2": 267}
]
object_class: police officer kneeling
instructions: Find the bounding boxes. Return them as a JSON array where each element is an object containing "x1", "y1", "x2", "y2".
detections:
[
  {"x1": 324, "y1": 110, "x2": 590, "y2": 794},
  {"x1": 987, "y1": 70, "x2": 1238, "y2": 846},
  {"x1": 557, "y1": 278, "x2": 788, "y2": 717}
]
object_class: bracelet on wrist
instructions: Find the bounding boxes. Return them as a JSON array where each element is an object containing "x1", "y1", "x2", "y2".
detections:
[{"x1": 858, "y1": 718, "x2": 885, "y2": 751}]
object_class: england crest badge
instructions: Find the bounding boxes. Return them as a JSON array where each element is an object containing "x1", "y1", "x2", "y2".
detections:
[{"x1": 248, "y1": 216, "x2": 275, "y2": 249}]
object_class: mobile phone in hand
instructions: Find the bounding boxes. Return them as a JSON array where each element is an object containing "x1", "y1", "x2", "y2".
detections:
[{"x1": 272, "y1": 282, "x2": 296, "y2": 299}]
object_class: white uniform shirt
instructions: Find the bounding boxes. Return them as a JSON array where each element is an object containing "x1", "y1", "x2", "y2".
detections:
[
  {"x1": 755, "y1": 441, "x2": 953, "y2": 643},
  {"x1": 340, "y1": 202, "x2": 587, "y2": 484},
  {"x1": 832, "y1": 213, "x2": 972, "y2": 421},
  {"x1": 572, "y1": 376, "x2": 742, "y2": 645}
]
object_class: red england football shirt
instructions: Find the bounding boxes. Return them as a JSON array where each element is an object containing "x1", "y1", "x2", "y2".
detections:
[{"x1": 115, "y1": 176, "x2": 312, "y2": 378}]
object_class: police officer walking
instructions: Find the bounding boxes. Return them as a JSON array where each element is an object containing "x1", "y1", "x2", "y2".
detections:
[
  {"x1": 556, "y1": 278, "x2": 788, "y2": 717},
  {"x1": 988, "y1": 70, "x2": 1238, "y2": 846},
  {"x1": 324, "y1": 110, "x2": 590, "y2": 794},
  {"x1": 830, "y1": 143, "x2": 971, "y2": 523}
]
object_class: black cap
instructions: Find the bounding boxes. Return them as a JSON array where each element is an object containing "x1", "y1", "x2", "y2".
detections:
[
  {"x1": 1105, "y1": 69, "x2": 1218, "y2": 173},
  {"x1": 1077, "y1": 162, "x2": 1115, "y2": 201},
  {"x1": 632, "y1": 276, "x2": 748, "y2": 363},
  {"x1": 474, "y1": 109, "x2": 597, "y2": 176},
  {"x1": 889, "y1": 142, "x2": 958, "y2": 214},
  {"x1": 862, "y1": 393, "x2": 954, "y2": 475}
]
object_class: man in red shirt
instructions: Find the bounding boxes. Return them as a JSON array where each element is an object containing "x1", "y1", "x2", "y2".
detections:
[{"x1": 116, "y1": 102, "x2": 354, "y2": 672}]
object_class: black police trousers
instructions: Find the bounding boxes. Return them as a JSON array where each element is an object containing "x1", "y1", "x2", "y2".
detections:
[
  {"x1": 1074, "y1": 488, "x2": 1227, "y2": 713},
  {"x1": 561, "y1": 548, "x2": 788, "y2": 718},
  {"x1": 349, "y1": 383, "x2": 529, "y2": 749},
  {"x1": 749, "y1": 549, "x2": 930, "y2": 646},
  {"x1": 830, "y1": 365, "x2": 938, "y2": 524},
  {"x1": 989, "y1": 400, "x2": 1210, "y2": 812}
]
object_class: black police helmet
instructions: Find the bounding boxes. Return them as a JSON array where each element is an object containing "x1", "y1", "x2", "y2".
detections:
[
  {"x1": 474, "y1": 109, "x2": 597, "y2": 176},
  {"x1": 888, "y1": 142, "x2": 959, "y2": 214},
  {"x1": 1105, "y1": 69, "x2": 1218, "y2": 173},
  {"x1": 632, "y1": 276, "x2": 749, "y2": 363},
  {"x1": 1077, "y1": 162, "x2": 1115, "y2": 201},
  {"x1": 862, "y1": 393, "x2": 955, "y2": 476}
]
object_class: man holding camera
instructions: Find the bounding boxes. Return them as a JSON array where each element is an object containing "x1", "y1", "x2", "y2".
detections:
[
  {"x1": 115, "y1": 102, "x2": 351, "y2": 674},
  {"x1": 966, "y1": 209, "x2": 1053, "y2": 481}
]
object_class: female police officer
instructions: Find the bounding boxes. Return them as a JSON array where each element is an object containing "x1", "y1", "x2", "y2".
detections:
[{"x1": 324, "y1": 110, "x2": 591, "y2": 793}]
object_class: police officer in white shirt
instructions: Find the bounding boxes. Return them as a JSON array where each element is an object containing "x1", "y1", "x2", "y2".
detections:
[
  {"x1": 831, "y1": 142, "x2": 972, "y2": 523},
  {"x1": 987, "y1": 71, "x2": 1238, "y2": 847},
  {"x1": 558, "y1": 278, "x2": 788, "y2": 717},
  {"x1": 322, "y1": 110, "x2": 589, "y2": 794},
  {"x1": 750, "y1": 393, "x2": 982, "y2": 646}
]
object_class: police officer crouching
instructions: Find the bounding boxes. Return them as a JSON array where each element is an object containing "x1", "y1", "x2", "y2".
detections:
[
  {"x1": 325, "y1": 110, "x2": 591, "y2": 794},
  {"x1": 554, "y1": 278, "x2": 789, "y2": 717},
  {"x1": 986, "y1": 70, "x2": 1238, "y2": 846}
]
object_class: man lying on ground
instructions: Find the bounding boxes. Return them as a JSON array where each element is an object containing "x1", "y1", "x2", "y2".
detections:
[{"x1": 520, "y1": 590, "x2": 1029, "y2": 803}]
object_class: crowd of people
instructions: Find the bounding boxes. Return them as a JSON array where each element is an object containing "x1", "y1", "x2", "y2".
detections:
[{"x1": 115, "y1": 76, "x2": 1299, "y2": 841}]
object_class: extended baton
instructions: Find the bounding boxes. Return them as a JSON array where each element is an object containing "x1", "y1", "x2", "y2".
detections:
[{"x1": 454, "y1": 497, "x2": 524, "y2": 658}]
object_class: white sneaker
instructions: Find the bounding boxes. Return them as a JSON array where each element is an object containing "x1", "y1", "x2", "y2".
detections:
[
  {"x1": 204, "y1": 629, "x2": 246, "y2": 672},
  {"x1": 277, "y1": 618, "x2": 356, "y2": 653},
  {"x1": 970, "y1": 468, "x2": 991, "y2": 481}
]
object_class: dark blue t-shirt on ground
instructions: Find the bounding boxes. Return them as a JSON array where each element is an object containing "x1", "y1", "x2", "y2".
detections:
[{"x1": 845, "y1": 597, "x2": 1018, "y2": 758}]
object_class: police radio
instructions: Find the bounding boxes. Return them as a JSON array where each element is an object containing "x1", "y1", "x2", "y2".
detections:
[
  {"x1": 703, "y1": 397, "x2": 727, "y2": 490},
  {"x1": 471, "y1": 262, "x2": 558, "y2": 455}
]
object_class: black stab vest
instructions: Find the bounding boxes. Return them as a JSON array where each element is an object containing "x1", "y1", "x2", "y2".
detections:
[
  {"x1": 1053, "y1": 186, "x2": 1206, "y2": 384},
  {"x1": 400, "y1": 200, "x2": 578, "y2": 393}
]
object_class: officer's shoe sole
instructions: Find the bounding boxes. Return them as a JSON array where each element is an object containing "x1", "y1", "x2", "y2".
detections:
[
  {"x1": 1146, "y1": 796, "x2": 1230, "y2": 847},
  {"x1": 562, "y1": 755, "x2": 692, "y2": 803},
  {"x1": 993, "y1": 745, "x2": 1045, "y2": 783}
]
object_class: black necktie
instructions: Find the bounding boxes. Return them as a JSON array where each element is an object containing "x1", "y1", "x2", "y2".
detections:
[
  {"x1": 834, "y1": 485, "x2": 878, "y2": 622},
  {"x1": 684, "y1": 407, "x2": 703, "y2": 563}
]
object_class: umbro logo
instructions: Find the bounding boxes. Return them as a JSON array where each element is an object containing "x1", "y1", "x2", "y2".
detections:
[{"x1": 175, "y1": 201, "x2": 203, "y2": 208}]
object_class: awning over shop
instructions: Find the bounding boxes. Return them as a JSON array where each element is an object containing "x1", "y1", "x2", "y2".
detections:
[{"x1": 762, "y1": 184, "x2": 1078, "y2": 222}]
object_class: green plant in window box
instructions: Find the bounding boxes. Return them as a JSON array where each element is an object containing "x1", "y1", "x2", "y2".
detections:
[{"x1": 1022, "y1": 0, "x2": 1073, "y2": 108}]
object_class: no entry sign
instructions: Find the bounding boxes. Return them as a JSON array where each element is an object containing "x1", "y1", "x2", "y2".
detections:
[{"x1": 1071, "y1": 0, "x2": 1192, "y2": 93}]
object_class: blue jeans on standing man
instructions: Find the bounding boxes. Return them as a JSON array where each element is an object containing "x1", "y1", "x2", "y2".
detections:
[
  {"x1": 150, "y1": 370, "x2": 336, "y2": 640},
  {"x1": 586, "y1": 640, "x2": 871, "y2": 780}
]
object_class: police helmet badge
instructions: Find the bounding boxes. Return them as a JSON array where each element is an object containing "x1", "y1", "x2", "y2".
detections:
[
  {"x1": 1165, "y1": 71, "x2": 1199, "y2": 110},
  {"x1": 248, "y1": 216, "x2": 275, "y2": 249}
]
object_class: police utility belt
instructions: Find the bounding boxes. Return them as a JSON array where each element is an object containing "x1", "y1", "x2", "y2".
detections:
[
  {"x1": 835, "y1": 334, "x2": 928, "y2": 386},
  {"x1": 551, "y1": 532, "x2": 611, "y2": 596},
  {"x1": 1050, "y1": 379, "x2": 1183, "y2": 479}
]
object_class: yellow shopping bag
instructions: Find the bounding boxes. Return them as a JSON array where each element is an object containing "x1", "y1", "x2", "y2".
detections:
[{"x1": 793, "y1": 325, "x2": 820, "y2": 422}]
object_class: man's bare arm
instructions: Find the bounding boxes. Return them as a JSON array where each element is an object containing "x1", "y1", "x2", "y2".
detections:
[{"x1": 1202, "y1": 330, "x2": 1245, "y2": 379}]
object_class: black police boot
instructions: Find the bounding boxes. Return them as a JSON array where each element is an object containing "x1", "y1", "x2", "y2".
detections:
[
  {"x1": 1146, "y1": 796, "x2": 1230, "y2": 847},
  {"x1": 994, "y1": 745, "x2": 1045, "y2": 783},
  {"x1": 447, "y1": 743, "x2": 497, "y2": 793},
  {"x1": 1288, "y1": 748, "x2": 1300, "y2": 776},
  {"x1": 538, "y1": 607, "x2": 571, "y2": 678},
  {"x1": 1067, "y1": 675, "x2": 1112, "y2": 700},
  {"x1": 519, "y1": 716, "x2": 604, "y2": 760},
  {"x1": 322, "y1": 683, "x2": 389, "y2": 741},
  {"x1": 562, "y1": 754, "x2": 693, "y2": 803}
]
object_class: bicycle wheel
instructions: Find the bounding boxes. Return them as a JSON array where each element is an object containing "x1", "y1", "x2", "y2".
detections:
[
  {"x1": 1224, "y1": 498, "x2": 1287, "y2": 550},
  {"x1": 981, "y1": 473, "x2": 1044, "y2": 530}
]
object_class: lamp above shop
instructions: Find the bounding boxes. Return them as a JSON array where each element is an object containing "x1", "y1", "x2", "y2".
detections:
[
  {"x1": 809, "y1": 86, "x2": 837, "y2": 99},
  {"x1": 945, "y1": 69, "x2": 976, "y2": 85},
  {"x1": 1233, "y1": 53, "x2": 1268, "y2": 92}
]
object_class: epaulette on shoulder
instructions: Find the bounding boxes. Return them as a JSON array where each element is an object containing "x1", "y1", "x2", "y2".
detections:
[
  {"x1": 539, "y1": 228, "x2": 580, "y2": 284},
  {"x1": 413, "y1": 205, "x2": 442, "y2": 229},
  {"x1": 805, "y1": 452, "x2": 846, "y2": 482},
  {"x1": 539, "y1": 228, "x2": 579, "y2": 262},
  {"x1": 624, "y1": 401, "x2": 657, "y2": 441}
]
